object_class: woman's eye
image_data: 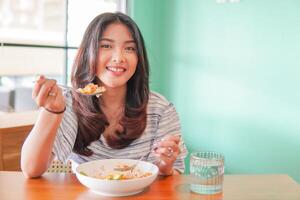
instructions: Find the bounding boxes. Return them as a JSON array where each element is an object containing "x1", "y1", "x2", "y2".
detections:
[
  {"x1": 100, "y1": 44, "x2": 111, "y2": 49},
  {"x1": 125, "y1": 47, "x2": 136, "y2": 52}
]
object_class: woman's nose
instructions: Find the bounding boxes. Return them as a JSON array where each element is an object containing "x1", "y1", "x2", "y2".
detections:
[{"x1": 112, "y1": 49, "x2": 125, "y2": 63}]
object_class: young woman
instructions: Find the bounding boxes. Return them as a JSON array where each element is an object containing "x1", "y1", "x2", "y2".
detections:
[{"x1": 21, "y1": 12, "x2": 187, "y2": 178}]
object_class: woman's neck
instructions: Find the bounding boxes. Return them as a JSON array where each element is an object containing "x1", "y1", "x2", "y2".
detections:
[{"x1": 99, "y1": 85, "x2": 126, "y2": 109}]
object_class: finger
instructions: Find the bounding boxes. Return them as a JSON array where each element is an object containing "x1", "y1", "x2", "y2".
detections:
[
  {"x1": 32, "y1": 75, "x2": 46, "y2": 99},
  {"x1": 51, "y1": 85, "x2": 65, "y2": 106},
  {"x1": 155, "y1": 146, "x2": 172, "y2": 155},
  {"x1": 47, "y1": 85, "x2": 65, "y2": 111},
  {"x1": 153, "y1": 152, "x2": 172, "y2": 162},
  {"x1": 35, "y1": 79, "x2": 57, "y2": 107},
  {"x1": 48, "y1": 85, "x2": 58, "y2": 99},
  {"x1": 55, "y1": 86, "x2": 64, "y2": 100},
  {"x1": 155, "y1": 146, "x2": 178, "y2": 158},
  {"x1": 35, "y1": 75, "x2": 45, "y2": 83},
  {"x1": 161, "y1": 134, "x2": 181, "y2": 145},
  {"x1": 153, "y1": 151, "x2": 175, "y2": 165},
  {"x1": 154, "y1": 154, "x2": 172, "y2": 166},
  {"x1": 155, "y1": 140, "x2": 179, "y2": 153},
  {"x1": 43, "y1": 85, "x2": 66, "y2": 113}
]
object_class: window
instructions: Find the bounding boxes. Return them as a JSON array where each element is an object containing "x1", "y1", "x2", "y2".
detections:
[{"x1": 0, "y1": 0, "x2": 126, "y2": 112}]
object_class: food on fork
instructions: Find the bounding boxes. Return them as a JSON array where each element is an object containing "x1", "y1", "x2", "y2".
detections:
[{"x1": 76, "y1": 83, "x2": 106, "y2": 95}]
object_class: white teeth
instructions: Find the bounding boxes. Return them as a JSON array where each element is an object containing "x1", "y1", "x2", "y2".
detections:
[{"x1": 107, "y1": 67, "x2": 125, "y2": 72}]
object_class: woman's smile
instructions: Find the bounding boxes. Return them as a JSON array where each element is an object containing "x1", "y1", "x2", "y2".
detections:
[{"x1": 106, "y1": 66, "x2": 127, "y2": 76}]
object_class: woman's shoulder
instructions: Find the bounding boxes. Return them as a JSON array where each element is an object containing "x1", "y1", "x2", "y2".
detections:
[
  {"x1": 148, "y1": 91, "x2": 173, "y2": 115},
  {"x1": 60, "y1": 89, "x2": 78, "y2": 123},
  {"x1": 149, "y1": 91, "x2": 170, "y2": 105}
]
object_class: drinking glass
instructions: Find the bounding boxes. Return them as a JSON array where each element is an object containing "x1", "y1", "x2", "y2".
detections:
[{"x1": 190, "y1": 151, "x2": 224, "y2": 194}]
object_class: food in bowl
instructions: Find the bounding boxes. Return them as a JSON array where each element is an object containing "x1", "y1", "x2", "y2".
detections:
[
  {"x1": 80, "y1": 163, "x2": 152, "y2": 180},
  {"x1": 75, "y1": 159, "x2": 159, "y2": 197}
]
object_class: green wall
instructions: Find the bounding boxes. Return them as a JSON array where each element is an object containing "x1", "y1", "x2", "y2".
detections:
[
  {"x1": 129, "y1": 0, "x2": 300, "y2": 183},
  {"x1": 128, "y1": 0, "x2": 173, "y2": 94}
]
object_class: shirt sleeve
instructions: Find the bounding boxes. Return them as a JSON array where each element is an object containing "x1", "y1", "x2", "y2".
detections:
[
  {"x1": 52, "y1": 92, "x2": 78, "y2": 163},
  {"x1": 149, "y1": 103, "x2": 188, "y2": 173}
]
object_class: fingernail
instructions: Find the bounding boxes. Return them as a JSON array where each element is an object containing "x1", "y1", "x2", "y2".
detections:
[
  {"x1": 36, "y1": 74, "x2": 43, "y2": 79},
  {"x1": 159, "y1": 160, "x2": 167, "y2": 166}
]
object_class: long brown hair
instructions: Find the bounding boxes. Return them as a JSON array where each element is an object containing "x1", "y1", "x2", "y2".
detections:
[{"x1": 71, "y1": 12, "x2": 149, "y2": 156}]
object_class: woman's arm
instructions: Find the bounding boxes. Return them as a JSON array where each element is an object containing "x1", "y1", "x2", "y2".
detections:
[
  {"x1": 21, "y1": 110, "x2": 63, "y2": 178},
  {"x1": 21, "y1": 76, "x2": 65, "y2": 178}
]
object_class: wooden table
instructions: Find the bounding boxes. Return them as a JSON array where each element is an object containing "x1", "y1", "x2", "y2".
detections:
[{"x1": 0, "y1": 172, "x2": 299, "y2": 200}]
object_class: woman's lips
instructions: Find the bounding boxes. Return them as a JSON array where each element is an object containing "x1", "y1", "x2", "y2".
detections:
[{"x1": 106, "y1": 66, "x2": 126, "y2": 76}]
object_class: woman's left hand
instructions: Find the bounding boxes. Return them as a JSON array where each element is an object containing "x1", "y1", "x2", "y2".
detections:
[{"x1": 153, "y1": 134, "x2": 181, "y2": 175}]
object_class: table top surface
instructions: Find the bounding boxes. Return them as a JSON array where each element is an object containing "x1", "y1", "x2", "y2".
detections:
[
  {"x1": 0, "y1": 171, "x2": 299, "y2": 200},
  {"x1": 0, "y1": 110, "x2": 38, "y2": 129}
]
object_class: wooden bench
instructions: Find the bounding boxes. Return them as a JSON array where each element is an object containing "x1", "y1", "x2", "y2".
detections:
[{"x1": 0, "y1": 111, "x2": 38, "y2": 170}]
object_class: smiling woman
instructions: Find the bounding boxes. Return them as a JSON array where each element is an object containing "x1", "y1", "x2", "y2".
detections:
[{"x1": 21, "y1": 12, "x2": 188, "y2": 179}]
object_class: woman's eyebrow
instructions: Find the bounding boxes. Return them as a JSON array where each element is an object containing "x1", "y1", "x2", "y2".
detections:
[
  {"x1": 99, "y1": 38, "x2": 113, "y2": 42},
  {"x1": 100, "y1": 38, "x2": 135, "y2": 43},
  {"x1": 124, "y1": 40, "x2": 135, "y2": 44}
]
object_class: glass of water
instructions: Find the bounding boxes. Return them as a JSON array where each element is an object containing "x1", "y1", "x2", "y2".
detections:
[{"x1": 190, "y1": 151, "x2": 224, "y2": 195}]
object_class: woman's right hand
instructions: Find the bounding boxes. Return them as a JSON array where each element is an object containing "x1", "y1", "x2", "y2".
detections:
[{"x1": 32, "y1": 75, "x2": 65, "y2": 113}]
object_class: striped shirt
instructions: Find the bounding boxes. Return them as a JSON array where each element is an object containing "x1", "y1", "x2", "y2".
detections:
[{"x1": 53, "y1": 91, "x2": 188, "y2": 173}]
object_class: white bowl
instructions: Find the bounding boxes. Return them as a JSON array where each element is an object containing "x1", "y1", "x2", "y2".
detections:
[{"x1": 75, "y1": 159, "x2": 159, "y2": 197}]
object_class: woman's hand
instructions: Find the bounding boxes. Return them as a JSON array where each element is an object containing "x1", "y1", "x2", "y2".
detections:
[
  {"x1": 33, "y1": 75, "x2": 65, "y2": 113},
  {"x1": 153, "y1": 134, "x2": 181, "y2": 175}
]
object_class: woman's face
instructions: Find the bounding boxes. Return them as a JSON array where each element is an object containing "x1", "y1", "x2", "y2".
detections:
[{"x1": 96, "y1": 23, "x2": 138, "y2": 89}]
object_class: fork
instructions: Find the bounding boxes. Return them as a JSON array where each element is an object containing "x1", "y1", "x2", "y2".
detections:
[
  {"x1": 114, "y1": 134, "x2": 182, "y2": 172},
  {"x1": 33, "y1": 78, "x2": 105, "y2": 97},
  {"x1": 57, "y1": 84, "x2": 105, "y2": 97},
  {"x1": 114, "y1": 138, "x2": 160, "y2": 172},
  {"x1": 114, "y1": 153, "x2": 149, "y2": 172}
]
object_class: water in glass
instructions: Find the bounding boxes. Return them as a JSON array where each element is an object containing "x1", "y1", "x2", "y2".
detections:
[{"x1": 190, "y1": 152, "x2": 224, "y2": 194}]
